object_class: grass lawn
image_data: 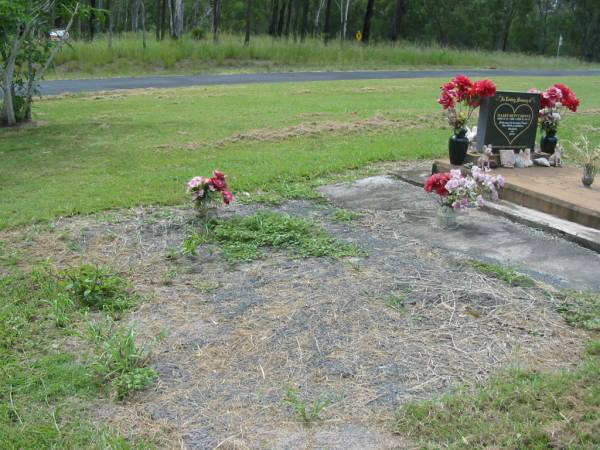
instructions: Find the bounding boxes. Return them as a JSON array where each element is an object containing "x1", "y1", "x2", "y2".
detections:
[
  {"x1": 50, "y1": 34, "x2": 600, "y2": 79},
  {"x1": 2, "y1": 76, "x2": 600, "y2": 230}
]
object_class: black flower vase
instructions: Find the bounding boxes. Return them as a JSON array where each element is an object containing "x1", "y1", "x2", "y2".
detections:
[
  {"x1": 449, "y1": 128, "x2": 469, "y2": 166},
  {"x1": 540, "y1": 130, "x2": 558, "y2": 155}
]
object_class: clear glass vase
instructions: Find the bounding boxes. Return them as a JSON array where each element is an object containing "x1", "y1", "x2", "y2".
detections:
[
  {"x1": 436, "y1": 205, "x2": 458, "y2": 229},
  {"x1": 582, "y1": 164, "x2": 595, "y2": 187}
]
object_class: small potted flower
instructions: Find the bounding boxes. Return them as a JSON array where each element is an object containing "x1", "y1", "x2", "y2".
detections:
[
  {"x1": 187, "y1": 170, "x2": 234, "y2": 218},
  {"x1": 530, "y1": 83, "x2": 580, "y2": 154},
  {"x1": 424, "y1": 167, "x2": 504, "y2": 228},
  {"x1": 570, "y1": 136, "x2": 600, "y2": 187},
  {"x1": 438, "y1": 75, "x2": 497, "y2": 165}
]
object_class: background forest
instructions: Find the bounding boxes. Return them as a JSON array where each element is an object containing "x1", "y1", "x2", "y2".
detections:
[{"x1": 73, "y1": 0, "x2": 600, "y2": 61}]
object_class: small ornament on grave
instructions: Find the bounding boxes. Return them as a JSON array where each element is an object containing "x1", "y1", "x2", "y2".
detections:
[
  {"x1": 499, "y1": 149, "x2": 516, "y2": 168},
  {"x1": 534, "y1": 158, "x2": 551, "y2": 167},
  {"x1": 514, "y1": 150, "x2": 526, "y2": 168},
  {"x1": 549, "y1": 145, "x2": 564, "y2": 167},
  {"x1": 523, "y1": 148, "x2": 534, "y2": 167},
  {"x1": 477, "y1": 145, "x2": 493, "y2": 170}
]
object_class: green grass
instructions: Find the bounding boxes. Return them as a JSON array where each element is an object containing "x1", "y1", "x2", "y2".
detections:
[
  {"x1": 395, "y1": 290, "x2": 600, "y2": 449},
  {"x1": 188, "y1": 211, "x2": 364, "y2": 262},
  {"x1": 2, "y1": 76, "x2": 599, "y2": 230},
  {"x1": 557, "y1": 290, "x2": 600, "y2": 331},
  {"x1": 49, "y1": 33, "x2": 599, "y2": 79},
  {"x1": 282, "y1": 387, "x2": 331, "y2": 423},
  {"x1": 0, "y1": 268, "x2": 153, "y2": 448},
  {"x1": 468, "y1": 260, "x2": 536, "y2": 287}
]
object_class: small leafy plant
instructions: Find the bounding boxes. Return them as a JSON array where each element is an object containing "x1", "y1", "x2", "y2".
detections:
[
  {"x1": 88, "y1": 322, "x2": 158, "y2": 400},
  {"x1": 283, "y1": 387, "x2": 331, "y2": 423},
  {"x1": 62, "y1": 265, "x2": 138, "y2": 313},
  {"x1": 331, "y1": 208, "x2": 361, "y2": 223},
  {"x1": 556, "y1": 290, "x2": 600, "y2": 331}
]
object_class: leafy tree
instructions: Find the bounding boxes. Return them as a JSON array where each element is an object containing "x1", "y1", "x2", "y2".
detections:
[{"x1": 1, "y1": 0, "x2": 81, "y2": 127}]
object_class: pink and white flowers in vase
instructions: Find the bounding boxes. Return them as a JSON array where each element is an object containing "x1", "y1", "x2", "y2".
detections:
[
  {"x1": 187, "y1": 170, "x2": 234, "y2": 216},
  {"x1": 424, "y1": 168, "x2": 505, "y2": 228}
]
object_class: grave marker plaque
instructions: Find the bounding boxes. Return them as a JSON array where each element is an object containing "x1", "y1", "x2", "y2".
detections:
[{"x1": 476, "y1": 91, "x2": 540, "y2": 152}]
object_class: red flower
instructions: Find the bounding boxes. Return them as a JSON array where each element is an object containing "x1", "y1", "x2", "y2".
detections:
[
  {"x1": 470, "y1": 79, "x2": 497, "y2": 99},
  {"x1": 425, "y1": 173, "x2": 451, "y2": 197},
  {"x1": 554, "y1": 83, "x2": 579, "y2": 112},
  {"x1": 438, "y1": 89, "x2": 457, "y2": 110},
  {"x1": 209, "y1": 171, "x2": 228, "y2": 191},
  {"x1": 222, "y1": 190, "x2": 234, "y2": 205},
  {"x1": 452, "y1": 75, "x2": 473, "y2": 100}
]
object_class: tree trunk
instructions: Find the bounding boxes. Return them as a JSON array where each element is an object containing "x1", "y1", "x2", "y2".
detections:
[
  {"x1": 300, "y1": 0, "x2": 309, "y2": 42},
  {"x1": 213, "y1": 0, "x2": 222, "y2": 42},
  {"x1": 89, "y1": 0, "x2": 97, "y2": 40},
  {"x1": 108, "y1": 0, "x2": 114, "y2": 48},
  {"x1": 160, "y1": 0, "x2": 167, "y2": 40},
  {"x1": 361, "y1": 0, "x2": 375, "y2": 44},
  {"x1": 323, "y1": 0, "x2": 332, "y2": 44},
  {"x1": 172, "y1": 0, "x2": 183, "y2": 38},
  {"x1": 269, "y1": 0, "x2": 279, "y2": 35},
  {"x1": 314, "y1": 0, "x2": 325, "y2": 35},
  {"x1": 391, "y1": 0, "x2": 405, "y2": 41},
  {"x1": 277, "y1": 0, "x2": 287, "y2": 36},
  {"x1": 244, "y1": 0, "x2": 252, "y2": 45},
  {"x1": 141, "y1": 0, "x2": 147, "y2": 47},
  {"x1": 284, "y1": 0, "x2": 292, "y2": 38}
]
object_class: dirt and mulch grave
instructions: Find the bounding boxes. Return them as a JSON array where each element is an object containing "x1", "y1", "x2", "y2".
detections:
[{"x1": 0, "y1": 175, "x2": 591, "y2": 449}]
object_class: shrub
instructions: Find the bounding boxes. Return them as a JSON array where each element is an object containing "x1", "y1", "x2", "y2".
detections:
[{"x1": 190, "y1": 27, "x2": 206, "y2": 41}]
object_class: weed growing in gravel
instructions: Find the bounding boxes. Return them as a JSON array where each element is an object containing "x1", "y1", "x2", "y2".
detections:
[
  {"x1": 193, "y1": 280, "x2": 222, "y2": 293},
  {"x1": 556, "y1": 290, "x2": 600, "y2": 331},
  {"x1": 331, "y1": 208, "x2": 361, "y2": 223},
  {"x1": 386, "y1": 291, "x2": 410, "y2": 310},
  {"x1": 87, "y1": 321, "x2": 158, "y2": 400},
  {"x1": 182, "y1": 230, "x2": 210, "y2": 256},
  {"x1": 62, "y1": 264, "x2": 138, "y2": 314},
  {"x1": 283, "y1": 388, "x2": 331, "y2": 423},
  {"x1": 468, "y1": 261, "x2": 536, "y2": 287},
  {"x1": 210, "y1": 212, "x2": 365, "y2": 263}
]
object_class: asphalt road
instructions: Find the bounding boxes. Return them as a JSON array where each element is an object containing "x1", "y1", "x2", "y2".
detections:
[{"x1": 38, "y1": 69, "x2": 600, "y2": 95}]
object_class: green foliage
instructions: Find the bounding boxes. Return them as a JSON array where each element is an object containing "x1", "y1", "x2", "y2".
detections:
[
  {"x1": 209, "y1": 212, "x2": 365, "y2": 262},
  {"x1": 283, "y1": 388, "x2": 331, "y2": 423},
  {"x1": 62, "y1": 264, "x2": 138, "y2": 313},
  {"x1": 182, "y1": 230, "x2": 210, "y2": 256},
  {"x1": 331, "y1": 208, "x2": 361, "y2": 223},
  {"x1": 395, "y1": 353, "x2": 600, "y2": 449},
  {"x1": 0, "y1": 269, "x2": 148, "y2": 447},
  {"x1": 468, "y1": 260, "x2": 536, "y2": 287},
  {"x1": 190, "y1": 27, "x2": 206, "y2": 40},
  {"x1": 49, "y1": 33, "x2": 597, "y2": 80},
  {"x1": 386, "y1": 290, "x2": 410, "y2": 310},
  {"x1": 556, "y1": 290, "x2": 600, "y2": 331},
  {"x1": 192, "y1": 280, "x2": 222, "y2": 293},
  {"x1": 87, "y1": 322, "x2": 157, "y2": 400}
]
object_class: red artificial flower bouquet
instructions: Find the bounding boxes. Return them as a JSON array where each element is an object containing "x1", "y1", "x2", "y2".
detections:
[
  {"x1": 438, "y1": 75, "x2": 497, "y2": 134},
  {"x1": 187, "y1": 170, "x2": 234, "y2": 209}
]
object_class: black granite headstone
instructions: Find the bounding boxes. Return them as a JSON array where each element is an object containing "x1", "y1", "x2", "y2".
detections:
[{"x1": 476, "y1": 91, "x2": 540, "y2": 152}]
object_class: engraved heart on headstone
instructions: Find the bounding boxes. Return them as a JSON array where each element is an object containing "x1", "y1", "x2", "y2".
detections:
[{"x1": 492, "y1": 103, "x2": 535, "y2": 145}]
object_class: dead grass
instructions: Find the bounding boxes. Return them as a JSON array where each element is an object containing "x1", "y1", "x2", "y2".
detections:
[
  {"x1": 155, "y1": 114, "x2": 438, "y2": 151},
  {"x1": 0, "y1": 193, "x2": 588, "y2": 448}
]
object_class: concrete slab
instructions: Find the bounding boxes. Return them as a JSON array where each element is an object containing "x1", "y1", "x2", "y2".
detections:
[
  {"x1": 319, "y1": 175, "x2": 600, "y2": 290},
  {"x1": 434, "y1": 160, "x2": 600, "y2": 230},
  {"x1": 391, "y1": 166, "x2": 600, "y2": 253}
]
